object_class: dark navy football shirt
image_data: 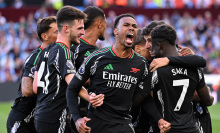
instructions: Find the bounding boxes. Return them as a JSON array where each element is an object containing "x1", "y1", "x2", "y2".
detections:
[{"x1": 35, "y1": 42, "x2": 76, "y2": 123}]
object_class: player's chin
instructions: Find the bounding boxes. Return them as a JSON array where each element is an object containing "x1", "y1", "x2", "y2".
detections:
[
  {"x1": 150, "y1": 53, "x2": 155, "y2": 57},
  {"x1": 98, "y1": 36, "x2": 105, "y2": 41},
  {"x1": 71, "y1": 40, "x2": 80, "y2": 45},
  {"x1": 125, "y1": 42, "x2": 133, "y2": 48},
  {"x1": 74, "y1": 38, "x2": 80, "y2": 44},
  {"x1": 76, "y1": 40, "x2": 80, "y2": 44},
  {"x1": 149, "y1": 51, "x2": 155, "y2": 57},
  {"x1": 77, "y1": 37, "x2": 81, "y2": 42}
]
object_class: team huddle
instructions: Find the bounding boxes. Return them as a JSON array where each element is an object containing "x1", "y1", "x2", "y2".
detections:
[{"x1": 7, "y1": 5, "x2": 214, "y2": 133}]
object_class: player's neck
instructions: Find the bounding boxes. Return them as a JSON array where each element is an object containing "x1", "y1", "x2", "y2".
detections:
[
  {"x1": 41, "y1": 42, "x2": 49, "y2": 49},
  {"x1": 82, "y1": 30, "x2": 98, "y2": 46},
  {"x1": 56, "y1": 34, "x2": 71, "y2": 49},
  {"x1": 164, "y1": 47, "x2": 179, "y2": 57},
  {"x1": 112, "y1": 44, "x2": 132, "y2": 58}
]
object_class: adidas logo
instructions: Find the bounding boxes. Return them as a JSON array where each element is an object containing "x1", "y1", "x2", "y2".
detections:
[
  {"x1": 84, "y1": 51, "x2": 91, "y2": 57},
  {"x1": 104, "y1": 64, "x2": 114, "y2": 70}
]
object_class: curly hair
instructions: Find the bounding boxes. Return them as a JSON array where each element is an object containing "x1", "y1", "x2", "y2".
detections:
[
  {"x1": 150, "y1": 24, "x2": 177, "y2": 46},
  {"x1": 114, "y1": 13, "x2": 135, "y2": 29}
]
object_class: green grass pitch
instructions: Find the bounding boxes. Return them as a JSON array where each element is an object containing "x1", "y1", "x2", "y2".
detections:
[{"x1": 0, "y1": 102, "x2": 220, "y2": 133}]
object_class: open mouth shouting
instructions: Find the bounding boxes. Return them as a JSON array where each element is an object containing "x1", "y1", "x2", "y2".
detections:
[{"x1": 126, "y1": 33, "x2": 134, "y2": 45}]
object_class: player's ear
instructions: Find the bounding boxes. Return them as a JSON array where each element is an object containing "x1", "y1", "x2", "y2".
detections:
[
  {"x1": 41, "y1": 33, "x2": 48, "y2": 41},
  {"x1": 134, "y1": 45, "x2": 141, "y2": 54},
  {"x1": 159, "y1": 43, "x2": 165, "y2": 50},
  {"x1": 113, "y1": 28, "x2": 118, "y2": 36},
  {"x1": 63, "y1": 25, "x2": 69, "y2": 33},
  {"x1": 98, "y1": 20, "x2": 102, "y2": 29}
]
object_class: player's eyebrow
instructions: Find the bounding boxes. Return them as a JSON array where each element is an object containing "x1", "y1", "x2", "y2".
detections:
[
  {"x1": 77, "y1": 26, "x2": 84, "y2": 30},
  {"x1": 147, "y1": 38, "x2": 151, "y2": 41},
  {"x1": 123, "y1": 22, "x2": 137, "y2": 28}
]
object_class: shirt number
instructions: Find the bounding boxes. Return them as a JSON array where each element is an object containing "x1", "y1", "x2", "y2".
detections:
[
  {"x1": 173, "y1": 79, "x2": 189, "y2": 111},
  {"x1": 37, "y1": 61, "x2": 49, "y2": 94}
]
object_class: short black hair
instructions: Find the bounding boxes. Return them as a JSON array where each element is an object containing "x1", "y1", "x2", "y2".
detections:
[
  {"x1": 151, "y1": 24, "x2": 177, "y2": 46},
  {"x1": 37, "y1": 16, "x2": 56, "y2": 42},
  {"x1": 114, "y1": 13, "x2": 135, "y2": 29},
  {"x1": 142, "y1": 20, "x2": 165, "y2": 36},
  {"x1": 83, "y1": 6, "x2": 105, "y2": 30},
  {"x1": 56, "y1": 6, "x2": 87, "y2": 31},
  {"x1": 132, "y1": 29, "x2": 146, "y2": 49}
]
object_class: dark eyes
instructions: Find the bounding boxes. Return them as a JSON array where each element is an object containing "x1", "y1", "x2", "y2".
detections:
[
  {"x1": 124, "y1": 24, "x2": 137, "y2": 28},
  {"x1": 78, "y1": 27, "x2": 84, "y2": 30}
]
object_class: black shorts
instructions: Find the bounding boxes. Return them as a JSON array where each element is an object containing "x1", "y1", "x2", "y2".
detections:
[
  {"x1": 7, "y1": 109, "x2": 36, "y2": 133},
  {"x1": 194, "y1": 103, "x2": 212, "y2": 133},
  {"x1": 34, "y1": 116, "x2": 76, "y2": 133},
  {"x1": 196, "y1": 109, "x2": 212, "y2": 133},
  {"x1": 34, "y1": 119, "x2": 67, "y2": 133},
  {"x1": 133, "y1": 109, "x2": 152, "y2": 133},
  {"x1": 86, "y1": 113, "x2": 134, "y2": 133}
]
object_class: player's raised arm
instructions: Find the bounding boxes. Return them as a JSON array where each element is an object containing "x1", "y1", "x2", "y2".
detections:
[
  {"x1": 168, "y1": 55, "x2": 206, "y2": 67},
  {"x1": 150, "y1": 49, "x2": 206, "y2": 72},
  {"x1": 178, "y1": 45, "x2": 195, "y2": 56}
]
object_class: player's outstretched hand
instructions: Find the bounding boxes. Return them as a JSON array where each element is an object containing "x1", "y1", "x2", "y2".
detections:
[
  {"x1": 178, "y1": 46, "x2": 195, "y2": 56},
  {"x1": 158, "y1": 119, "x2": 171, "y2": 133},
  {"x1": 75, "y1": 117, "x2": 91, "y2": 133},
  {"x1": 149, "y1": 57, "x2": 170, "y2": 72},
  {"x1": 89, "y1": 93, "x2": 104, "y2": 107}
]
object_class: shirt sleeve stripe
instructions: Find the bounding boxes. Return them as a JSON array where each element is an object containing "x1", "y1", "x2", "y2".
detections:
[
  {"x1": 33, "y1": 48, "x2": 43, "y2": 65},
  {"x1": 84, "y1": 47, "x2": 110, "y2": 65}
]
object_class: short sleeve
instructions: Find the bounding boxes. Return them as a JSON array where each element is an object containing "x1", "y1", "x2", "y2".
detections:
[
  {"x1": 74, "y1": 53, "x2": 95, "y2": 83},
  {"x1": 23, "y1": 52, "x2": 39, "y2": 78},
  {"x1": 50, "y1": 48, "x2": 76, "y2": 79},
  {"x1": 61, "y1": 50, "x2": 76, "y2": 79}
]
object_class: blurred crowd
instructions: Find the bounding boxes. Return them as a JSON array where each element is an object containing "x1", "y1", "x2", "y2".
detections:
[
  {"x1": 86, "y1": 0, "x2": 220, "y2": 9},
  {"x1": 0, "y1": 6, "x2": 220, "y2": 83},
  {"x1": 97, "y1": 10, "x2": 220, "y2": 75},
  {"x1": 0, "y1": 0, "x2": 220, "y2": 9}
]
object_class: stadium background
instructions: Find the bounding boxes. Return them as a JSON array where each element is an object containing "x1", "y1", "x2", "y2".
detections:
[{"x1": 0, "y1": 0, "x2": 220, "y2": 132}]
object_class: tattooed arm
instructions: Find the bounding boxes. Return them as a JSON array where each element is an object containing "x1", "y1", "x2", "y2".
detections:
[{"x1": 22, "y1": 77, "x2": 34, "y2": 97}]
